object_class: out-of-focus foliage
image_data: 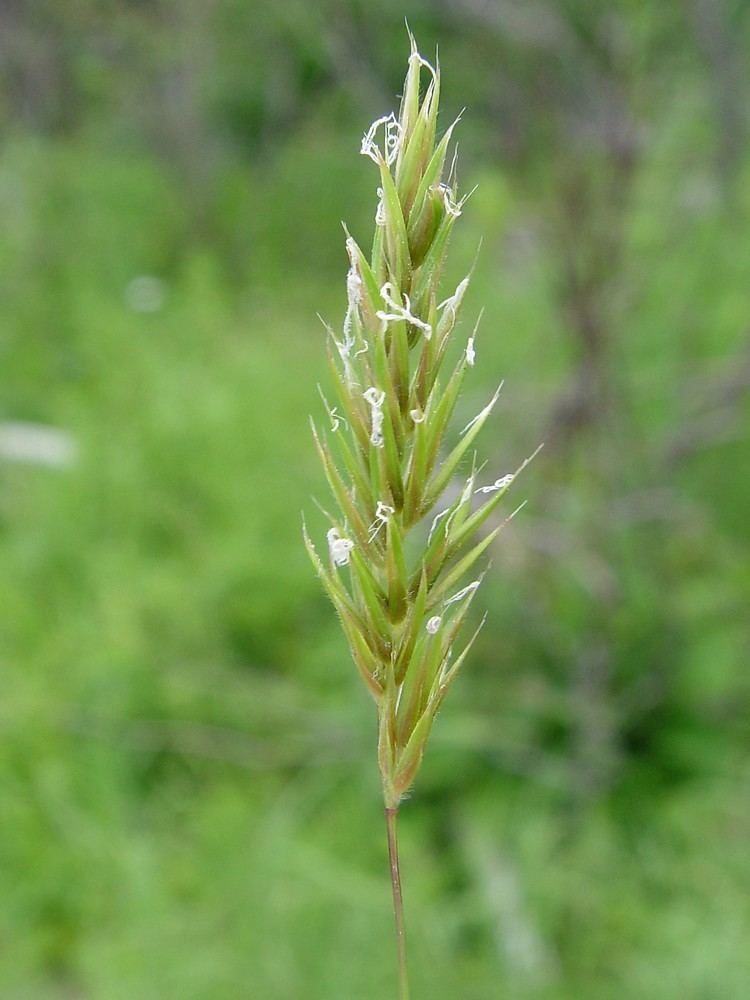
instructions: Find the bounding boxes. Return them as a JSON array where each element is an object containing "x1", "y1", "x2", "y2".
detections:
[{"x1": 1, "y1": 1, "x2": 749, "y2": 997}]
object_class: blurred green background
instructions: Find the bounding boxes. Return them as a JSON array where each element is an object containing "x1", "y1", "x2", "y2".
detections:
[{"x1": 2, "y1": 2, "x2": 749, "y2": 997}]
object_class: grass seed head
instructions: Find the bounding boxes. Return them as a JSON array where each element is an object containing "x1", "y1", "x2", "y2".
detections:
[{"x1": 306, "y1": 34, "x2": 538, "y2": 808}]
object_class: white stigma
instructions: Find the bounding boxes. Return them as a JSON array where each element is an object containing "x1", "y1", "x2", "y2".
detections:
[
  {"x1": 368, "y1": 500, "x2": 395, "y2": 542},
  {"x1": 444, "y1": 580, "x2": 481, "y2": 607},
  {"x1": 327, "y1": 528, "x2": 354, "y2": 567},
  {"x1": 439, "y1": 183, "x2": 478, "y2": 219},
  {"x1": 440, "y1": 183, "x2": 463, "y2": 217},
  {"x1": 377, "y1": 282, "x2": 432, "y2": 340},
  {"x1": 427, "y1": 506, "x2": 451, "y2": 546},
  {"x1": 343, "y1": 251, "x2": 362, "y2": 347},
  {"x1": 442, "y1": 471, "x2": 478, "y2": 539},
  {"x1": 476, "y1": 473, "x2": 514, "y2": 495},
  {"x1": 320, "y1": 313, "x2": 356, "y2": 388},
  {"x1": 361, "y1": 113, "x2": 402, "y2": 166},
  {"x1": 438, "y1": 276, "x2": 470, "y2": 319},
  {"x1": 426, "y1": 616, "x2": 442, "y2": 634},
  {"x1": 363, "y1": 387, "x2": 386, "y2": 448},
  {"x1": 318, "y1": 386, "x2": 347, "y2": 433},
  {"x1": 408, "y1": 47, "x2": 437, "y2": 85}
]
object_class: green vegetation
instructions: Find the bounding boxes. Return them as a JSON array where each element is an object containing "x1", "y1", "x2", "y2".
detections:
[{"x1": 1, "y1": 4, "x2": 749, "y2": 997}]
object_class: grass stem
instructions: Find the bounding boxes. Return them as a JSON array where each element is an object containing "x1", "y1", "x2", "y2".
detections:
[{"x1": 385, "y1": 805, "x2": 410, "y2": 1000}]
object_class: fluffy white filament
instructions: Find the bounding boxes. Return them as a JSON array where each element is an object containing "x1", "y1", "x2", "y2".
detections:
[
  {"x1": 440, "y1": 183, "x2": 463, "y2": 217},
  {"x1": 361, "y1": 113, "x2": 402, "y2": 166},
  {"x1": 343, "y1": 241, "x2": 363, "y2": 346},
  {"x1": 377, "y1": 282, "x2": 432, "y2": 339},
  {"x1": 408, "y1": 45, "x2": 437, "y2": 84},
  {"x1": 444, "y1": 580, "x2": 481, "y2": 607},
  {"x1": 319, "y1": 313, "x2": 356, "y2": 388},
  {"x1": 439, "y1": 183, "x2": 478, "y2": 219},
  {"x1": 443, "y1": 472, "x2": 477, "y2": 538},
  {"x1": 427, "y1": 506, "x2": 451, "y2": 545},
  {"x1": 437, "y1": 276, "x2": 470, "y2": 320},
  {"x1": 368, "y1": 500, "x2": 395, "y2": 542},
  {"x1": 476, "y1": 473, "x2": 514, "y2": 495},
  {"x1": 318, "y1": 386, "x2": 347, "y2": 433},
  {"x1": 327, "y1": 527, "x2": 354, "y2": 567},
  {"x1": 363, "y1": 387, "x2": 385, "y2": 448}
]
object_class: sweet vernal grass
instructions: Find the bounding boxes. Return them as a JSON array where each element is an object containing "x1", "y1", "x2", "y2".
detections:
[{"x1": 304, "y1": 33, "x2": 540, "y2": 999}]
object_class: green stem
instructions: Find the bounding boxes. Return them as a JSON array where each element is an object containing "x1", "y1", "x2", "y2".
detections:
[{"x1": 385, "y1": 805, "x2": 410, "y2": 1000}]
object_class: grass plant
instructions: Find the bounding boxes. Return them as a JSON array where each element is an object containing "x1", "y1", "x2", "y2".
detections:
[{"x1": 305, "y1": 33, "x2": 539, "y2": 997}]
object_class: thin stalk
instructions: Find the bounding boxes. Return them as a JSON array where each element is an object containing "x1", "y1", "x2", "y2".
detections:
[{"x1": 385, "y1": 805, "x2": 410, "y2": 1000}]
